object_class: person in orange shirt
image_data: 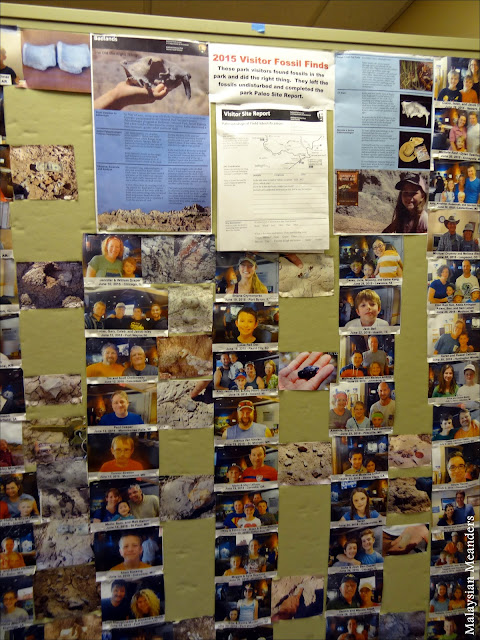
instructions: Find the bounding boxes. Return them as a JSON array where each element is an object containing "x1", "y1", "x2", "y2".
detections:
[
  {"x1": 86, "y1": 343, "x2": 125, "y2": 378},
  {"x1": 454, "y1": 408, "x2": 480, "y2": 439},
  {"x1": 99, "y1": 435, "x2": 144, "y2": 473},
  {"x1": 461, "y1": 75, "x2": 479, "y2": 103},
  {"x1": 109, "y1": 534, "x2": 151, "y2": 571}
]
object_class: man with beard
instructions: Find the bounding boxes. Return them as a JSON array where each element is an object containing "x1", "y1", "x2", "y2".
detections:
[
  {"x1": 147, "y1": 303, "x2": 167, "y2": 330},
  {"x1": 87, "y1": 343, "x2": 125, "y2": 377},
  {"x1": 222, "y1": 399, "x2": 273, "y2": 440}
]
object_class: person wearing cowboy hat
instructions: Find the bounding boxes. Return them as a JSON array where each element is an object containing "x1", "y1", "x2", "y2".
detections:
[
  {"x1": 460, "y1": 222, "x2": 479, "y2": 252},
  {"x1": 382, "y1": 173, "x2": 428, "y2": 234},
  {"x1": 437, "y1": 216, "x2": 462, "y2": 252},
  {"x1": 222, "y1": 399, "x2": 273, "y2": 440}
]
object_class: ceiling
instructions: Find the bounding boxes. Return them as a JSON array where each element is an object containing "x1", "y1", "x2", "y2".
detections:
[{"x1": 2, "y1": 0, "x2": 416, "y2": 32}]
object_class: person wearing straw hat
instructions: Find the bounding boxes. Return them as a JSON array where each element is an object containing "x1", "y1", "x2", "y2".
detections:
[
  {"x1": 437, "y1": 216, "x2": 462, "y2": 252},
  {"x1": 382, "y1": 173, "x2": 428, "y2": 234},
  {"x1": 460, "y1": 223, "x2": 479, "y2": 252}
]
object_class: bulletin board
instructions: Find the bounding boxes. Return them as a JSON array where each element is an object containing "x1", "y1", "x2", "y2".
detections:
[{"x1": 1, "y1": 3, "x2": 479, "y2": 639}]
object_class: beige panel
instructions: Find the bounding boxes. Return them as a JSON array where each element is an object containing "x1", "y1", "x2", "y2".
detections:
[
  {"x1": 2, "y1": 0, "x2": 328, "y2": 27},
  {"x1": 1, "y1": 0, "x2": 149, "y2": 13},
  {"x1": 150, "y1": 0, "x2": 327, "y2": 26},
  {"x1": 388, "y1": 0, "x2": 480, "y2": 38},
  {"x1": 313, "y1": 0, "x2": 413, "y2": 31}
]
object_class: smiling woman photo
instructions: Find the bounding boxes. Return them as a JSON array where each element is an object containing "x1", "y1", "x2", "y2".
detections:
[
  {"x1": 226, "y1": 255, "x2": 268, "y2": 295},
  {"x1": 383, "y1": 174, "x2": 428, "y2": 234},
  {"x1": 130, "y1": 588, "x2": 161, "y2": 618},
  {"x1": 432, "y1": 364, "x2": 459, "y2": 398},
  {"x1": 86, "y1": 235, "x2": 124, "y2": 277}
]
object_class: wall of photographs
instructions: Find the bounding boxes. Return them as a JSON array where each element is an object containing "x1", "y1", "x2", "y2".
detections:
[{"x1": 0, "y1": 4, "x2": 479, "y2": 640}]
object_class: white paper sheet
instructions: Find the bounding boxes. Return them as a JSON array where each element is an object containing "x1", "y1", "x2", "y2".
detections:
[{"x1": 216, "y1": 105, "x2": 329, "y2": 252}]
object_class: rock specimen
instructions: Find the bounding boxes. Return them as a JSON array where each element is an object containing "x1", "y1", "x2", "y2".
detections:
[
  {"x1": 43, "y1": 613, "x2": 102, "y2": 640},
  {"x1": 157, "y1": 335, "x2": 213, "y2": 378},
  {"x1": 278, "y1": 442, "x2": 332, "y2": 485},
  {"x1": 17, "y1": 261, "x2": 84, "y2": 309},
  {"x1": 379, "y1": 611, "x2": 426, "y2": 640},
  {"x1": 387, "y1": 477, "x2": 431, "y2": 514},
  {"x1": 23, "y1": 374, "x2": 82, "y2": 406},
  {"x1": 157, "y1": 381, "x2": 213, "y2": 429},
  {"x1": 168, "y1": 285, "x2": 213, "y2": 334},
  {"x1": 159, "y1": 475, "x2": 214, "y2": 520},
  {"x1": 141, "y1": 235, "x2": 175, "y2": 283},
  {"x1": 388, "y1": 434, "x2": 432, "y2": 468},
  {"x1": 174, "y1": 235, "x2": 215, "y2": 283},
  {"x1": 279, "y1": 253, "x2": 334, "y2": 298},
  {"x1": 33, "y1": 564, "x2": 100, "y2": 620},
  {"x1": 40, "y1": 487, "x2": 89, "y2": 519},
  {"x1": 10, "y1": 145, "x2": 78, "y2": 200},
  {"x1": 36, "y1": 457, "x2": 88, "y2": 490},
  {"x1": 34, "y1": 522, "x2": 94, "y2": 569},
  {"x1": 173, "y1": 616, "x2": 215, "y2": 640}
]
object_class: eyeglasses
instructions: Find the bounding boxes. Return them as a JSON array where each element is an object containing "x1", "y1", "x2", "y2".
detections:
[
  {"x1": 372, "y1": 243, "x2": 384, "y2": 250},
  {"x1": 244, "y1": 587, "x2": 253, "y2": 592},
  {"x1": 448, "y1": 464, "x2": 466, "y2": 471}
]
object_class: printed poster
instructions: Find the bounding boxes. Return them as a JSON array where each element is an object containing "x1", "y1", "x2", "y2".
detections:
[
  {"x1": 216, "y1": 105, "x2": 329, "y2": 251},
  {"x1": 91, "y1": 34, "x2": 211, "y2": 233},
  {"x1": 209, "y1": 43, "x2": 334, "y2": 108},
  {"x1": 334, "y1": 51, "x2": 434, "y2": 171}
]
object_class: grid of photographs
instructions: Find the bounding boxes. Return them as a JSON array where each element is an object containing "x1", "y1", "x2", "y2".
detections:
[
  {"x1": 213, "y1": 252, "x2": 279, "y2": 633},
  {"x1": 2, "y1": 18, "x2": 480, "y2": 639},
  {"x1": 426, "y1": 55, "x2": 480, "y2": 636}
]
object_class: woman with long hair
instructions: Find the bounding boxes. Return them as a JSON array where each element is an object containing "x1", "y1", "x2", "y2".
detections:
[
  {"x1": 226, "y1": 256, "x2": 268, "y2": 294},
  {"x1": 383, "y1": 175, "x2": 428, "y2": 234},
  {"x1": 432, "y1": 364, "x2": 459, "y2": 398},
  {"x1": 263, "y1": 359, "x2": 278, "y2": 389},
  {"x1": 467, "y1": 59, "x2": 480, "y2": 99},
  {"x1": 437, "y1": 503, "x2": 456, "y2": 526},
  {"x1": 130, "y1": 589, "x2": 161, "y2": 618}
]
